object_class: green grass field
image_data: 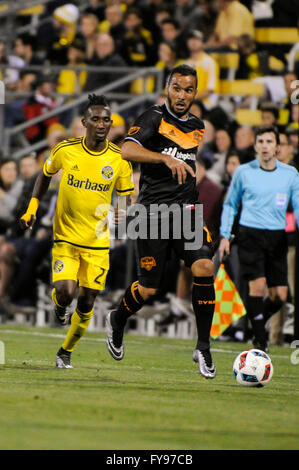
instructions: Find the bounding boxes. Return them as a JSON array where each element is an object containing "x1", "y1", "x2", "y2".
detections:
[{"x1": 0, "y1": 325, "x2": 298, "y2": 450}]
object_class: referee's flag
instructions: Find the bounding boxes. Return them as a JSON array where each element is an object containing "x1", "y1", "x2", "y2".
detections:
[{"x1": 211, "y1": 263, "x2": 246, "y2": 339}]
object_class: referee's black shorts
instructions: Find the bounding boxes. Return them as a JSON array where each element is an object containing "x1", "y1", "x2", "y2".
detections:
[{"x1": 237, "y1": 225, "x2": 288, "y2": 287}]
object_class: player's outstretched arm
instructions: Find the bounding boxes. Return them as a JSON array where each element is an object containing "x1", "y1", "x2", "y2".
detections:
[
  {"x1": 20, "y1": 172, "x2": 52, "y2": 231},
  {"x1": 122, "y1": 141, "x2": 195, "y2": 184}
]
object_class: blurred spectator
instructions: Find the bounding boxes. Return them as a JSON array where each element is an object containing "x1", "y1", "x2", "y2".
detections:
[
  {"x1": 78, "y1": 13, "x2": 99, "y2": 62},
  {"x1": 188, "y1": 0, "x2": 218, "y2": 42},
  {"x1": 277, "y1": 132, "x2": 297, "y2": 168},
  {"x1": 280, "y1": 71, "x2": 299, "y2": 124},
  {"x1": 269, "y1": 130, "x2": 298, "y2": 345},
  {"x1": 57, "y1": 37, "x2": 87, "y2": 97},
  {"x1": 0, "y1": 159, "x2": 23, "y2": 235},
  {"x1": 144, "y1": 5, "x2": 173, "y2": 45},
  {"x1": 141, "y1": 0, "x2": 173, "y2": 39},
  {"x1": 83, "y1": 33, "x2": 127, "y2": 92},
  {"x1": 23, "y1": 74, "x2": 60, "y2": 144},
  {"x1": 5, "y1": 72, "x2": 36, "y2": 128},
  {"x1": 41, "y1": 3, "x2": 80, "y2": 64},
  {"x1": 198, "y1": 118, "x2": 216, "y2": 169},
  {"x1": 0, "y1": 40, "x2": 25, "y2": 90},
  {"x1": 155, "y1": 40, "x2": 178, "y2": 89},
  {"x1": 37, "y1": 123, "x2": 68, "y2": 166},
  {"x1": 0, "y1": 155, "x2": 57, "y2": 312},
  {"x1": 121, "y1": 8, "x2": 156, "y2": 67},
  {"x1": 206, "y1": 0, "x2": 254, "y2": 49},
  {"x1": 160, "y1": 18, "x2": 189, "y2": 60},
  {"x1": 189, "y1": 99, "x2": 207, "y2": 119},
  {"x1": 182, "y1": 30, "x2": 219, "y2": 109},
  {"x1": 196, "y1": 157, "x2": 223, "y2": 238},
  {"x1": 69, "y1": 116, "x2": 86, "y2": 138},
  {"x1": 206, "y1": 128, "x2": 232, "y2": 186},
  {"x1": 236, "y1": 34, "x2": 286, "y2": 80},
  {"x1": 234, "y1": 125, "x2": 256, "y2": 163},
  {"x1": 14, "y1": 34, "x2": 43, "y2": 67},
  {"x1": 286, "y1": 127, "x2": 298, "y2": 167},
  {"x1": 99, "y1": 4, "x2": 127, "y2": 55},
  {"x1": 271, "y1": 0, "x2": 298, "y2": 27},
  {"x1": 221, "y1": 148, "x2": 242, "y2": 193},
  {"x1": 174, "y1": 0, "x2": 197, "y2": 30},
  {"x1": 83, "y1": 0, "x2": 106, "y2": 21},
  {"x1": 261, "y1": 103, "x2": 279, "y2": 127},
  {"x1": 108, "y1": 113, "x2": 127, "y2": 146}
]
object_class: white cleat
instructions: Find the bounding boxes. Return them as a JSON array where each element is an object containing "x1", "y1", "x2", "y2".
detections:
[{"x1": 193, "y1": 349, "x2": 216, "y2": 379}]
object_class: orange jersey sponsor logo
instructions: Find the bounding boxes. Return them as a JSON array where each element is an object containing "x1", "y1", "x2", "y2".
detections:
[
  {"x1": 140, "y1": 256, "x2": 156, "y2": 271},
  {"x1": 158, "y1": 119, "x2": 204, "y2": 149},
  {"x1": 128, "y1": 126, "x2": 141, "y2": 136}
]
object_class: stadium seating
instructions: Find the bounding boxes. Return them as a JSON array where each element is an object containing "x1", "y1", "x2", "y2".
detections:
[
  {"x1": 235, "y1": 108, "x2": 290, "y2": 126},
  {"x1": 210, "y1": 52, "x2": 239, "y2": 80},
  {"x1": 255, "y1": 27, "x2": 299, "y2": 44}
]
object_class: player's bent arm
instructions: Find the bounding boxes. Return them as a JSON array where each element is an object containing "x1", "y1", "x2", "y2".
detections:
[
  {"x1": 122, "y1": 141, "x2": 195, "y2": 184},
  {"x1": 20, "y1": 172, "x2": 52, "y2": 230},
  {"x1": 121, "y1": 141, "x2": 166, "y2": 164}
]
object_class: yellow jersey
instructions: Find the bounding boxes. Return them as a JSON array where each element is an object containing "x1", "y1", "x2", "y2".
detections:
[{"x1": 43, "y1": 137, "x2": 134, "y2": 250}]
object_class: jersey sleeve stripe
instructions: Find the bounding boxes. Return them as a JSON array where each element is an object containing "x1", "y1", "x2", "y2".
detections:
[
  {"x1": 116, "y1": 187, "x2": 135, "y2": 193},
  {"x1": 124, "y1": 137, "x2": 142, "y2": 146},
  {"x1": 53, "y1": 139, "x2": 82, "y2": 156}
]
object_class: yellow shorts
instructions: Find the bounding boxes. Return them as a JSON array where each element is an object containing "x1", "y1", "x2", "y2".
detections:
[{"x1": 52, "y1": 242, "x2": 109, "y2": 290}]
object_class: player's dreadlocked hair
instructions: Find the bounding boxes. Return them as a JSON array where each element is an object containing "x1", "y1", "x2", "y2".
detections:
[{"x1": 83, "y1": 94, "x2": 110, "y2": 116}]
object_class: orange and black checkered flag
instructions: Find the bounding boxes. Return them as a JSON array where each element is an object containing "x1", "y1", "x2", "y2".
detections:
[{"x1": 211, "y1": 263, "x2": 246, "y2": 339}]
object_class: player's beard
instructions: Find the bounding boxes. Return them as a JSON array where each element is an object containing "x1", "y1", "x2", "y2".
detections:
[{"x1": 167, "y1": 96, "x2": 192, "y2": 118}]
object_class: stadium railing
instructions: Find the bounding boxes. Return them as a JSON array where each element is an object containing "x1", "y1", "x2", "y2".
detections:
[{"x1": 1, "y1": 65, "x2": 164, "y2": 159}]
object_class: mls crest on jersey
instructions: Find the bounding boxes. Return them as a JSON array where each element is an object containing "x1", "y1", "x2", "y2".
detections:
[
  {"x1": 54, "y1": 260, "x2": 64, "y2": 273},
  {"x1": 101, "y1": 166, "x2": 114, "y2": 180}
]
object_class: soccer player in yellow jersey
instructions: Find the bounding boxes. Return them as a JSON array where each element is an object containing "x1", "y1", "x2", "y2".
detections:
[{"x1": 20, "y1": 94, "x2": 134, "y2": 368}]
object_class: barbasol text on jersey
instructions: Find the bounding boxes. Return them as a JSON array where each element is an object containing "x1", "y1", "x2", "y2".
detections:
[{"x1": 67, "y1": 174, "x2": 112, "y2": 192}]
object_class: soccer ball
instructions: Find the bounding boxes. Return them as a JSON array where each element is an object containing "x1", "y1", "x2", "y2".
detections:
[{"x1": 233, "y1": 349, "x2": 274, "y2": 387}]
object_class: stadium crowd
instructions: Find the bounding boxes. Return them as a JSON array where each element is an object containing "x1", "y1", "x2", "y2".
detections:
[{"x1": 0, "y1": 0, "x2": 298, "y2": 346}]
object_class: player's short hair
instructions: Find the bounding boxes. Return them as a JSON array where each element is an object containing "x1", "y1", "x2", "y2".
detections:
[
  {"x1": 255, "y1": 126, "x2": 280, "y2": 145},
  {"x1": 167, "y1": 64, "x2": 198, "y2": 87},
  {"x1": 83, "y1": 94, "x2": 110, "y2": 116}
]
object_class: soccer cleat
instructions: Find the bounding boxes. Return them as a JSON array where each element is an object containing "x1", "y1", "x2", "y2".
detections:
[
  {"x1": 106, "y1": 311, "x2": 125, "y2": 361},
  {"x1": 56, "y1": 347, "x2": 73, "y2": 368},
  {"x1": 253, "y1": 339, "x2": 269, "y2": 353},
  {"x1": 54, "y1": 305, "x2": 68, "y2": 326},
  {"x1": 156, "y1": 311, "x2": 187, "y2": 327},
  {"x1": 192, "y1": 348, "x2": 216, "y2": 379}
]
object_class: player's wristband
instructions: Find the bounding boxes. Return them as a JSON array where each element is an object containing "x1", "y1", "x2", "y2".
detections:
[{"x1": 21, "y1": 197, "x2": 40, "y2": 223}]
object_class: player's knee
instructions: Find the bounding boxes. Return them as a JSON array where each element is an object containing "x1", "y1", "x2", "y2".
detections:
[
  {"x1": 77, "y1": 295, "x2": 97, "y2": 313},
  {"x1": 249, "y1": 278, "x2": 267, "y2": 297},
  {"x1": 191, "y1": 258, "x2": 214, "y2": 278},
  {"x1": 138, "y1": 284, "x2": 157, "y2": 301},
  {"x1": 55, "y1": 286, "x2": 74, "y2": 307},
  {"x1": 0, "y1": 242, "x2": 16, "y2": 264}
]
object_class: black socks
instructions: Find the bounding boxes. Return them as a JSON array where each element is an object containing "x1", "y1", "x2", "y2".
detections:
[{"x1": 192, "y1": 276, "x2": 215, "y2": 350}]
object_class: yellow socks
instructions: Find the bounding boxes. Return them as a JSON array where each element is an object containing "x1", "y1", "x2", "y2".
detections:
[{"x1": 62, "y1": 308, "x2": 93, "y2": 352}]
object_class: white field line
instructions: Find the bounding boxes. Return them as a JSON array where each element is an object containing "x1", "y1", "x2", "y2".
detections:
[{"x1": 0, "y1": 328, "x2": 290, "y2": 359}]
